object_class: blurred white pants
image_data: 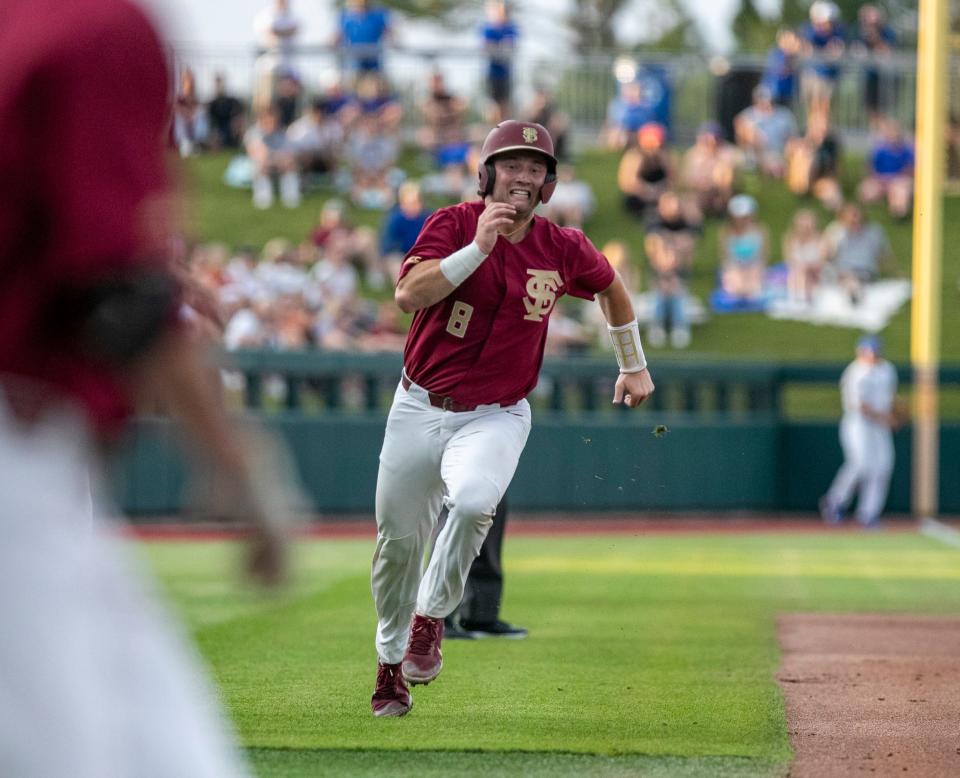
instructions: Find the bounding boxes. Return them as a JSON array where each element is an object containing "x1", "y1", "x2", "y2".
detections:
[
  {"x1": 372, "y1": 379, "x2": 530, "y2": 664},
  {"x1": 0, "y1": 390, "x2": 249, "y2": 778},
  {"x1": 827, "y1": 415, "x2": 894, "y2": 523}
]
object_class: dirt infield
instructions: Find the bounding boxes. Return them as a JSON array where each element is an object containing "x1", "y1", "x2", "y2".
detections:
[{"x1": 777, "y1": 614, "x2": 960, "y2": 777}]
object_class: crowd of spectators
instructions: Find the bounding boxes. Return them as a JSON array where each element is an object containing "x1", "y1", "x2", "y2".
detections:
[
  {"x1": 603, "y1": 1, "x2": 909, "y2": 345},
  {"x1": 178, "y1": 0, "x2": 914, "y2": 358}
]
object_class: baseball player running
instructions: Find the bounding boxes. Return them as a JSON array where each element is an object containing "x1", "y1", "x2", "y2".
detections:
[
  {"x1": 0, "y1": 1, "x2": 289, "y2": 774},
  {"x1": 820, "y1": 335, "x2": 898, "y2": 528},
  {"x1": 370, "y1": 120, "x2": 655, "y2": 717}
]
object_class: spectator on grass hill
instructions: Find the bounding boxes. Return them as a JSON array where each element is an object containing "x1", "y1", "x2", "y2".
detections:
[
  {"x1": 851, "y1": 4, "x2": 898, "y2": 131},
  {"x1": 782, "y1": 208, "x2": 827, "y2": 305},
  {"x1": 274, "y1": 72, "x2": 302, "y2": 129},
  {"x1": 643, "y1": 191, "x2": 700, "y2": 348},
  {"x1": 617, "y1": 122, "x2": 674, "y2": 218},
  {"x1": 734, "y1": 85, "x2": 798, "y2": 178},
  {"x1": 337, "y1": 0, "x2": 391, "y2": 76},
  {"x1": 346, "y1": 110, "x2": 402, "y2": 210},
  {"x1": 827, "y1": 203, "x2": 895, "y2": 305},
  {"x1": 287, "y1": 98, "x2": 343, "y2": 178},
  {"x1": 416, "y1": 71, "x2": 471, "y2": 194},
  {"x1": 207, "y1": 73, "x2": 244, "y2": 150},
  {"x1": 318, "y1": 80, "x2": 354, "y2": 124},
  {"x1": 244, "y1": 107, "x2": 301, "y2": 209},
  {"x1": 253, "y1": 0, "x2": 301, "y2": 109},
  {"x1": 256, "y1": 237, "x2": 309, "y2": 298},
  {"x1": 380, "y1": 181, "x2": 433, "y2": 284},
  {"x1": 603, "y1": 77, "x2": 667, "y2": 151},
  {"x1": 312, "y1": 245, "x2": 359, "y2": 305},
  {"x1": 761, "y1": 28, "x2": 803, "y2": 107},
  {"x1": 858, "y1": 118, "x2": 914, "y2": 219},
  {"x1": 679, "y1": 122, "x2": 738, "y2": 218},
  {"x1": 310, "y1": 199, "x2": 383, "y2": 288},
  {"x1": 173, "y1": 67, "x2": 209, "y2": 157},
  {"x1": 720, "y1": 194, "x2": 767, "y2": 302},
  {"x1": 356, "y1": 300, "x2": 407, "y2": 353},
  {"x1": 784, "y1": 110, "x2": 843, "y2": 211},
  {"x1": 481, "y1": 0, "x2": 518, "y2": 123},
  {"x1": 352, "y1": 73, "x2": 403, "y2": 130},
  {"x1": 799, "y1": 0, "x2": 846, "y2": 122}
]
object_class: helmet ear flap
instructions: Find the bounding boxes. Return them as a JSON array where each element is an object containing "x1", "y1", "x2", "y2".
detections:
[
  {"x1": 539, "y1": 167, "x2": 558, "y2": 204},
  {"x1": 477, "y1": 162, "x2": 496, "y2": 199}
]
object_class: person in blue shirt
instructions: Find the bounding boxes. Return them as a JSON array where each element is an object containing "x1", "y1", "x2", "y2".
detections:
[
  {"x1": 602, "y1": 68, "x2": 671, "y2": 150},
  {"x1": 799, "y1": 1, "x2": 846, "y2": 121},
  {"x1": 851, "y1": 4, "x2": 898, "y2": 130},
  {"x1": 761, "y1": 28, "x2": 802, "y2": 107},
  {"x1": 481, "y1": 0, "x2": 518, "y2": 122},
  {"x1": 380, "y1": 181, "x2": 433, "y2": 283},
  {"x1": 337, "y1": 0, "x2": 391, "y2": 75},
  {"x1": 858, "y1": 118, "x2": 914, "y2": 218}
]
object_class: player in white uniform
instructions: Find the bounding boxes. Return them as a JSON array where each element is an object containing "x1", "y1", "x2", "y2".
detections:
[
  {"x1": 820, "y1": 335, "x2": 899, "y2": 528},
  {"x1": 369, "y1": 120, "x2": 655, "y2": 717}
]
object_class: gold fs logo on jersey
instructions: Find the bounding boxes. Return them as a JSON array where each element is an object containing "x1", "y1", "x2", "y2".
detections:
[
  {"x1": 523, "y1": 269, "x2": 562, "y2": 322},
  {"x1": 522, "y1": 127, "x2": 538, "y2": 144}
]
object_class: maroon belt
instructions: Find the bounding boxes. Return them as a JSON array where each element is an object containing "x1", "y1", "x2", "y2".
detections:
[{"x1": 401, "y1": 374, "x2": 479, "y2": 412}]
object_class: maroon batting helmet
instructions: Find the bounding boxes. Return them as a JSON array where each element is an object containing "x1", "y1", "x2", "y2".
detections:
[{"x1": 477, "y1": 120, "x2": 558, "y2": 204}]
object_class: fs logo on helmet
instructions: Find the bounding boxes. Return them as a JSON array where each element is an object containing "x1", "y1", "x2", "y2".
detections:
[{"x1": 476, "y1": 120, "x2": 558, "y2": 203}]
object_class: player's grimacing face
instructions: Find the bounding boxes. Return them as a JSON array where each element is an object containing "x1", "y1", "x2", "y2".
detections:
[{"x1": 491, "y1": 154, "x2": 548, "y2": 214}]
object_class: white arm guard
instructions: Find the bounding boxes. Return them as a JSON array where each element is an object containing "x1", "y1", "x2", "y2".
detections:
[
  {"x1": 438, "y1": 241, "x2": 489, "y2": 287},
  {"x1": 608, "y1": 320, "x2": 647, "y2": 373}
]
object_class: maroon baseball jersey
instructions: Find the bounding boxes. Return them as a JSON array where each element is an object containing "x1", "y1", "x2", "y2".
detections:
[
  {"x1": 0, "y1": 0, "x2": 172, "y2": 432},
  {"x1": 399, "y1": 201, "x2": 615, "y2": 406}
]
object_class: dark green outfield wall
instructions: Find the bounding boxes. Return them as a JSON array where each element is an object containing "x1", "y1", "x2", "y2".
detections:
[{"x1": 111, "y1": 414, "x2": 960, "y2": 516}]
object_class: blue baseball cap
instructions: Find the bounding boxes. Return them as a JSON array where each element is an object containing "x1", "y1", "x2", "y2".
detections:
[{"x1": 857, "y1": 334, "x2": 882, "y2": 354}]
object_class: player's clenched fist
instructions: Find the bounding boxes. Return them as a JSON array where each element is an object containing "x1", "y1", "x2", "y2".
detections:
[
  {"x1": 475, "y1": 197, "x2": 518, "y2": 254},
  {"x1": 613, "y1": 369, "x2": 655, "y2": 408}
]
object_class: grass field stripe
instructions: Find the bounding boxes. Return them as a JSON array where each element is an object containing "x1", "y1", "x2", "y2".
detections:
[
  {"x1": 920, "y1": 517, "x2": 960, "y2": 549},
  {"x1": 511, "y1": 556, "x2": 960, "y2": 580}
]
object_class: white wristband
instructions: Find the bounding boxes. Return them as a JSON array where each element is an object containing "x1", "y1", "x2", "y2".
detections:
[
  {"x1": 608, "y1": 320, "x2": 647, "y2": 373},
  {"x1": 438, "y1": 241, "x2": 488, "y2": 287}
]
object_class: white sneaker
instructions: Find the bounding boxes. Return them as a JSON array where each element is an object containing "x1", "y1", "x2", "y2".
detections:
[
  {"x1": 647, "y1": 324, "x2": 666, "y2": 348},
  {"x1": 280, "y1": 171, "x2": 301, "y2": 209},
  {"x1": 252, "y1": 176, "x2": 273, "y2": 209},
  {"x1": 670, "y1": 327, "x2": 691, "y2": 349}
]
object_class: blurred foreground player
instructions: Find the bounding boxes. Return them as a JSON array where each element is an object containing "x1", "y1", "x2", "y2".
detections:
[
  {"x1": 370, "y1": 120, "x2": 654, "y2": 717},
  {"x1": 0, "y1": 1, "x2": 290, "y2": 775},
  {"x1": 819, "y1": 335, "x2": 899, "y2": 528}
]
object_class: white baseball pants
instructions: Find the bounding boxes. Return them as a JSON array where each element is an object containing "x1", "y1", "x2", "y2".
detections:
[
  {"x1": 0, "y1": 392, "x2": 249, "y2": 778},
  {"x1": 827, "y1": 415, "x2": 894, "y2": 523},
  {"x1": 372, "y1": 379, "x2": 531, "y2": 664}
]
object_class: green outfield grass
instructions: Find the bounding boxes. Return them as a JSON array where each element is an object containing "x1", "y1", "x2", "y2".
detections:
[{"x1": 144, "y1": 530, "x2": 960, "y2": 777}]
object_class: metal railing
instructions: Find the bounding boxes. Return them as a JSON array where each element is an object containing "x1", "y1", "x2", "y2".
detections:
[{"x1": 173, "y1": 43, "x2": 932, "y2": 146}]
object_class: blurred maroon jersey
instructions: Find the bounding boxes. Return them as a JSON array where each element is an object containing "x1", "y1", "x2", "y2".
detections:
[{"x1": 0, "y1": 0, "x2": 172, "y2": 432}]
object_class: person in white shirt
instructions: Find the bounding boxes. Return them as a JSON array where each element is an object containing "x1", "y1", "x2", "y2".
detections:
[
  {"x1": 253, "y1": 0, "x2": 301, "y2": 108},
  {"x1": 820, "y1": 335, "x2": 899, "y2": 528}
]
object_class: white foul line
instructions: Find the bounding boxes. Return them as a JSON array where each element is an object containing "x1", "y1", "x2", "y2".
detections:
[{"x1": 920, "y1": 517, "x2": 960, "y2": 549}]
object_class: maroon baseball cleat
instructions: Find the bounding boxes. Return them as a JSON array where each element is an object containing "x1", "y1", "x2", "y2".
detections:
[
  {"x1": 371, "y1": 661, "x2": 412, "y2": 717},
  {"x1": 402, "y1": 614, "x2": 444, "y2": 685}
]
